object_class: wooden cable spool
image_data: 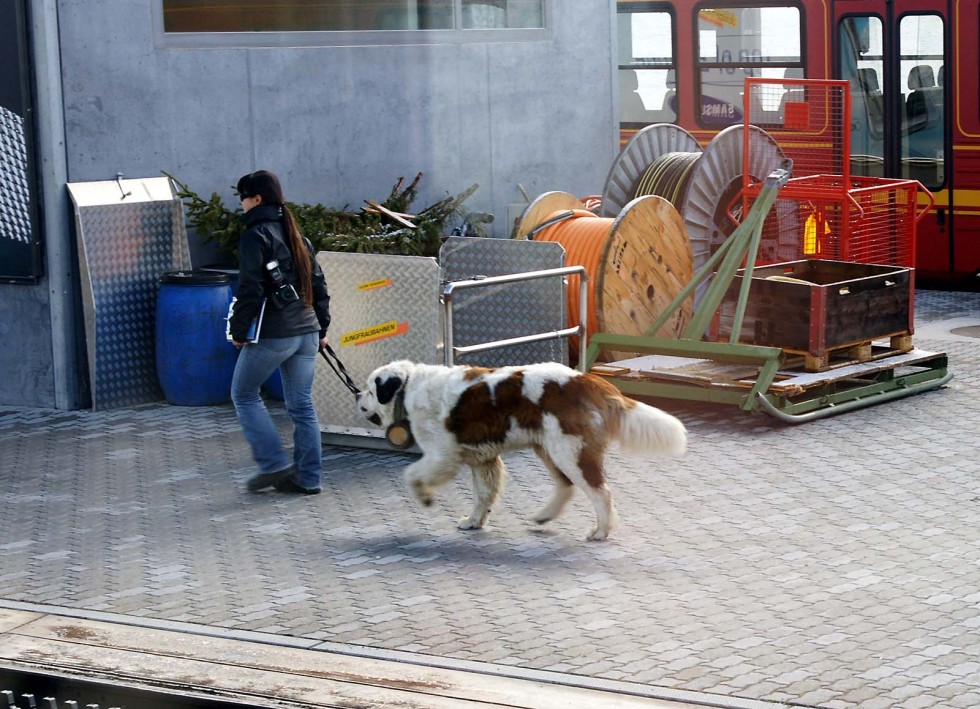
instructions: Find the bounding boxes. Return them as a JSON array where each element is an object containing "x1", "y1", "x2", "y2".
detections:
[
  {"x1": 675, "y1": 125, "x2": 790, "y2": 303},
  {"x1": 605, "y1": 123, "x2": 791, "y2": 305},
  {"x1": 513, "y1": 191, "x2": 585, "y2": 239},
  {"x1": 515, "y1": 193, "x2": 694, "y2": 360},
  {"x1": 600, "y1": 123, "x2": 703, "y2": 218}
]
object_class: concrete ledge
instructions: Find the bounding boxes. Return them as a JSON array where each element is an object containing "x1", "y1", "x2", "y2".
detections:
[{"x1": 0, "y1": 609, "x2": 721, "y2": 709}]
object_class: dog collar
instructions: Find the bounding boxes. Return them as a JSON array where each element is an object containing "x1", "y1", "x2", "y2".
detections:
[{"x1": 385, "y1": 383, "x2": 415, "y2": 450}]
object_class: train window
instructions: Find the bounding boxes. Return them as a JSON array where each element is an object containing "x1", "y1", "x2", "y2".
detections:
[
  {"x1": 840, "y1": 16, "x2": 885, "y2": 177},
  {"x1": 694, "y1": 6, "x2": 802, "y2": 127},
  {"x1": 161, "y1": 0, "x2": 544, "y2": 34},
  {"x1": 899, "y1": 14, "x2": 945, "y2": 189},
  {"x1": 616, "y1": 5, "x2": 676, "y2": 126}
]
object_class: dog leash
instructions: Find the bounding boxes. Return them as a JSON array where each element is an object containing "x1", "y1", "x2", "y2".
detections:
[
  {"x1": 318, "y1": 344, "x2": 415, "y2": 450},
  {"x1": 319, "y1": 344, "x2": 360, "y2": 397}
]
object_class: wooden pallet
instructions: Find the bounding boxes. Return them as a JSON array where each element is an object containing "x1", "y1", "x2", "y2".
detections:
[
  {"x1": 781, "y1": 333, "x2": 914, "y2": 372},
  {"x1": 595, "y1": 345, "x2": 941, "y2": 399}
]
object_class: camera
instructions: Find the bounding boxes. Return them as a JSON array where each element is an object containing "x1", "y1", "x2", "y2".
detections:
[{"x1": 266, "y1": 259, "x2": 299, "y2": 308}]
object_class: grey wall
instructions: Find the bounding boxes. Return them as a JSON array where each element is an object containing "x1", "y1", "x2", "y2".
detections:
[
  {"x1": 57, "y1": 0, "x2": 617, "y2": 248},
  {"x1": 0, "y1": 283, "x2": 56, "y2": 406}
]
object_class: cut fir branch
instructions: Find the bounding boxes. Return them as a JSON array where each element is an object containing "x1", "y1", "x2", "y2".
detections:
[{"x1": 163, "y1": 171, "x2": 477, "y2": 263}]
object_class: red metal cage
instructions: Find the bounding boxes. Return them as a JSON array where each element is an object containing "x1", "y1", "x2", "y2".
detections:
[{"x1": 738, "y1": 78, "x2": 931, "y2": 269}]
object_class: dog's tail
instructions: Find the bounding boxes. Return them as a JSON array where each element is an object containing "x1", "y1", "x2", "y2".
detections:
[{"x1": 611, "y1": 396, "x2": 687, "y2": 456}]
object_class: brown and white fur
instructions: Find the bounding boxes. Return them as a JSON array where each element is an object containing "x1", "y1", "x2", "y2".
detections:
[{"x1": 356, "y1": 360, "x2": 687, "y2": 541}]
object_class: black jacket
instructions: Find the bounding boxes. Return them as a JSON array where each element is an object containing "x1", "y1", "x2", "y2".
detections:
[{"x1": 229, "y1": 204, "x2": 331, "y2": 342}]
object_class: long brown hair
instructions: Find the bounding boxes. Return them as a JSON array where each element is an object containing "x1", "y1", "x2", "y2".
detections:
[{"x1": 236, "y1": 170, "x2": 313, "y2": 306}]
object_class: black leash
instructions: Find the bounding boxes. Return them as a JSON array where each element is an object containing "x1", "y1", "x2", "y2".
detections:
[
  {"x1": 320, "y1": 344, "x2": 414, "y2": 449},
  {"x1": 319, "y1": 344, "x2": 361, "y2": 397}
]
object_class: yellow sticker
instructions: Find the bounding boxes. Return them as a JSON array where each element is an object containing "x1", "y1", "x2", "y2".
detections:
[
  {"x1": 341, "y1": 320, "x2": 410, "y2": 347},
  {"x1": 699, "y1": 9, "x2": 738, "y2": 27},
  {"x1": 358, "y1": 278, "x2": 393, "y2": 291}
]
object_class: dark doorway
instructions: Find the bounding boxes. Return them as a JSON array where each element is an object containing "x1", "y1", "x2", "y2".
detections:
[{"x1": 0, "y1": 0, "x2": 43, "y2": 283}]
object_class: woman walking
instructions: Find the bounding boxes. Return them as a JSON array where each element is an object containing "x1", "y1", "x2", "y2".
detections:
[{"x1": 228, "y1": 170, "x2": 331, "y2": 495}]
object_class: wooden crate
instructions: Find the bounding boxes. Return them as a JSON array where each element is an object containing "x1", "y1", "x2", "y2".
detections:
[{"x1": 718, "y1": 259, "x2": 913, "y2": 360}]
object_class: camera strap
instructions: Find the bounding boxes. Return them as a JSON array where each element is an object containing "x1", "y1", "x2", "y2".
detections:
[{"x1": 319, "y1": 345, "x2": 361, "y2": 398}]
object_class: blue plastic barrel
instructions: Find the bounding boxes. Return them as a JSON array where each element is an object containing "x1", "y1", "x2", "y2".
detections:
[{"x1": 156, "y1": 270, "x2": 238, "y2": 406}]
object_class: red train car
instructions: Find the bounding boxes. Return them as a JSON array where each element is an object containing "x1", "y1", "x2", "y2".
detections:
[{"x1": 616, "y1": 0, "x2": 980, "y2": 284}]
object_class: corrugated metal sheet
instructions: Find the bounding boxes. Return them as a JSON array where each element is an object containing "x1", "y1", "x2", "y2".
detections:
[{"x1": 67, "y1": 177, "x2": 190, "y2": 410}]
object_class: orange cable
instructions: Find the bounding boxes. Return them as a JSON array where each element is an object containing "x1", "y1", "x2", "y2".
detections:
[{"x1": 532, "y1": 210, "x2": 614, "y2": 342}]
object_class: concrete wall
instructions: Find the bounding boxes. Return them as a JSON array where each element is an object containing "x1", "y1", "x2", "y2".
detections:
[
  {"x1": 58, "y1": 0, "x2": 617, "y2": 248},
  {"x1": 0, "y1": 283, "x2": 56, "y2": 406}
]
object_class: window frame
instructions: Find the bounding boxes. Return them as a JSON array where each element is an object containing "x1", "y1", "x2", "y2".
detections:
[
  {"x1": 153, "y1": 0, "x2": 553, "y2": 48},
  {"x1": 692, "y1": 1, "x2": 806, "y2": 129},
  {"x1": 897, "y1": 10, "x2": 946, "y2": 190},
  {"x1": 616, "y1": 2, "x2": 678, "y2": 127}
]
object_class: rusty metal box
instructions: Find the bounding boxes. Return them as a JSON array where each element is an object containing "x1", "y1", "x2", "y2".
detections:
[{"x1": 718, "y1": 259, "x2": 913, "y2": 356}]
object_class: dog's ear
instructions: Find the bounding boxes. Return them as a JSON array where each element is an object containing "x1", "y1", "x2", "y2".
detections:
[{"x1": 375, "y1": 374, "x2": 404, "y2": 406}]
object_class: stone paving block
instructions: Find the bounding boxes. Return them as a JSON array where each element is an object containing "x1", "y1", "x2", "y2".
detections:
[
  {"x1": 949, "y1": 692, "x2": 980, "y2": 707},
  {"x1": 2, "y1": 289, "x2": 980, "y2": 709}
]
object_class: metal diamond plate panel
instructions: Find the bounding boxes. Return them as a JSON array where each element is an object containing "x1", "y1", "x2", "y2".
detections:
[
  {"x1": 0, "y1": 106, "x2": 31, "y2": 246},
  {"x1": 313, "y1": 252, "x2": 441, "y2": 439},
  {"x1": 68, "y1": 179, "x2": 190, "y2": 410},
  {"x1": 440, "y1": 237, "x2": 567, "y2": 367}
]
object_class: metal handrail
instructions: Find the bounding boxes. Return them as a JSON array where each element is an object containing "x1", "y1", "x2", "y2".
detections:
[{"x1": 441, "y1": 265, "x2": 589, "y2": 370}]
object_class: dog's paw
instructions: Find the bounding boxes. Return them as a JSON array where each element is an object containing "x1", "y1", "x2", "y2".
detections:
[
  {"x1": 585, "y1": 526, "x2": 611, "y2": 542},
  {"x1": 457, "y1": 516, "x2": 486, "y2": 531},
  {"x1": 409, "y1": 479, "x2": 434, "y2": 507},
  {"x1": 532, "y1": 512, "x2": 554, "y2": 525}
]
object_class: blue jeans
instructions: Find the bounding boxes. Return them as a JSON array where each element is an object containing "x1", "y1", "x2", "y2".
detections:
[{"x1": 231, "y1": 332, "x2": 322, "y2": 488}]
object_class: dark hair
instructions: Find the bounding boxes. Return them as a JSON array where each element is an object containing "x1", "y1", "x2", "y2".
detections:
[{"x1": 236, "y1": 170, "x2": 313, "y2": 307}]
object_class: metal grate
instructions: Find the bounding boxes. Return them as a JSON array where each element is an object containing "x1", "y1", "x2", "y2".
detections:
[
  {"x1": 743, "y1": 77, "x2": 851, "y2": 180},
  {"x1": 739, "y1": 78, "x2": 928, "y2": 269},
  {"x1": 744, "y1": 173, "x2": 925, "y2": 268},
  {"x1": 1, "y1": 675, "x2": 265, "y2": 709},
  {"x1": 3, "y1": 689, "x2": 120, "y2": 708},
  {"x1": 0, "y1": 106, "x2": 31, "y2": 246}
]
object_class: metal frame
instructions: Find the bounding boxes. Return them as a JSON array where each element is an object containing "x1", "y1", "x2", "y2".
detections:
[
  {"x1": 442, "y1": 266, "x2": 589, "y2": 370},
  {"x1": 585, "y1": 166, "x2": 952, "y2": 423}
]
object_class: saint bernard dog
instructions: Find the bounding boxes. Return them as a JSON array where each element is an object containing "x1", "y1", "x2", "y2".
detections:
[{"x1": 357, "y1": 360, "x2": 687, "y2": 541}]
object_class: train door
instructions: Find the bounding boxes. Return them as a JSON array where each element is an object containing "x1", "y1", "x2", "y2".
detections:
[{"x1": 834, "y1": 0, "x2": 953, "y2": 277}]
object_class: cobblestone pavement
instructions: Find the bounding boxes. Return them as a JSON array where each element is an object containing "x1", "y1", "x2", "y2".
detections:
[{"x1": 1, "y1": 289, "x2": 979, "y2": 709}]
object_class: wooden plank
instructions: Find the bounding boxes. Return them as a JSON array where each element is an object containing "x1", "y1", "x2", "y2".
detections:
[
  {"x1": 607, "y1": 354, "x2": 761, "y2": 383},
  {"x1": 363, "y1": 207, "x2": 416, "y2": 219},
  {"x1": 0, "y1": 608, "x2": 42, "y2": 634},
  {"x1": 603, "y1": 347, "x2": 943, "y2": 398},
  {"x1": 1, "y1": 615, "x2": 695, "y2": 709},
  {"x1": 0, "y1": 635, "x2": 480, "y2": 709},
  {"x1": 636, "y1": 370, "x2": 715, "y2": 387},
  {"x1": 364, "y1": 199, "x2": 417, "y2": 229},
  {"x1": 769, "y1": 348, "x2": 943, "y2": 389},
  {"x1": 590, "y1": 364, "x2": 632, "y2": 376}
]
